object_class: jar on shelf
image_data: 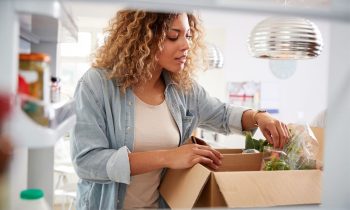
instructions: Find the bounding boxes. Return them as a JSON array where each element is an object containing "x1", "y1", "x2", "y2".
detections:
[
  {"x1": 15, "y1": 189, "x2": 51, "y2": 210},
  {"x1": 19, "y1": 53, "x2": 50, "y2": 103},
  {"x1": 19, "y1": 53, "x2": 52, "y2": 127}
]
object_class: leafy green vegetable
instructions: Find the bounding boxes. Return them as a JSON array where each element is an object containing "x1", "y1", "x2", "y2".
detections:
[
  {"x1": 282, "y1": 127, "x2": 317, "y2": 170},
  {"x1": 264, "y1": 158, "x2": 290, "y2": 171},
  {"x1": 245, "y1": 126, "x2": 318, "y2": 171},
  {"x1": 297, "y1": 158, "x2": 317, "y2": 170},
  {"x1": 244, "y1": 131, "x2": 270, "y2": 152}
]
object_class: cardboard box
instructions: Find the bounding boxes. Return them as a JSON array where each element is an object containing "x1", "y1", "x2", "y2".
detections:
[
  {"x1": 159, "y1": 127, "x2": 324, "y2": 208},
  {"x1": 312, "y1": 127, "x2": 324, "y2": 163}
]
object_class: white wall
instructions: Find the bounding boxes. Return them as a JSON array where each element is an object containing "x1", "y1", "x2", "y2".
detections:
[
  {"x1": 68, "y1": 3, "x2": 330, "y2": 124},
  {"x1": 197, "y1": 10, "x2": 330, "y2": 124},
  {"x1": 67, "y1": 5, "x2": 331, "y2": 147}
]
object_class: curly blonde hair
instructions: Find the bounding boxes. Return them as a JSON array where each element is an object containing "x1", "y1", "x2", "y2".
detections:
[{"x1": 92, "y1": 10, "x2": 207, "y2": 93}]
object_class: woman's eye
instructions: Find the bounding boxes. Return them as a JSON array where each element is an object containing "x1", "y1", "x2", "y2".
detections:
[
  {"x1": 186, "y1": 35, "x2": 193, "y2": 41},
  {"x1": 167, "y1": 36, "x2": 178, "y2": 41}
]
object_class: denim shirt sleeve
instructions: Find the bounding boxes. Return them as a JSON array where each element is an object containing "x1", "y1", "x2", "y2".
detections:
[
  {"x1": 71, "y1": 70, "x2": 131, "y2": 184},
  {"x1": 193, "y1": 81, "x2": 250, "y2": 135}
]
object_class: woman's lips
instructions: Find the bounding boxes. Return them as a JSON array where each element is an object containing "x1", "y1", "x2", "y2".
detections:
[{"x1": 175, "y1": 56, "x2": 186, "y2": 63}]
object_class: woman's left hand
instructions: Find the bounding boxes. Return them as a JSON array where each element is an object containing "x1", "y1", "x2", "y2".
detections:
[{"x1": 255, "y1": 112, "x2": 290, "y2": 149}]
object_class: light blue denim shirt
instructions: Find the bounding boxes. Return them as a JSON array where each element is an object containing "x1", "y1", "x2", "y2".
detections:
[{"x1": 71, "y1": 68, "x2": 249, "y2": 210}]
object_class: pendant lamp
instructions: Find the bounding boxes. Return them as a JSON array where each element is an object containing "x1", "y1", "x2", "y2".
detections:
[
  {"x1": 248, "y1": 17, "x2": 323, "y2": 59},
  {"x1": 207, "y1": 43, "x2": 224, "y2": 69}
]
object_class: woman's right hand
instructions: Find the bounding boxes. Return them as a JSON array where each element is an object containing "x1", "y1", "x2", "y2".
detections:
[{"x1": 164, "y1": 144, "x2": 223, "y2": 170}]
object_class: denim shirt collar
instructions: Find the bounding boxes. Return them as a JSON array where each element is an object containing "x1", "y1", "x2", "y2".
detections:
[
  {"x1": 161, "y1": 70, "x2": 176, "y2": 87},
  {"x1": 112, "y1": 69, "x2": 176, "y2": 88}
]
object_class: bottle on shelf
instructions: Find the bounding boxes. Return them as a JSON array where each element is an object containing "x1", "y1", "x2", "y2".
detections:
[
  {"x1": 15, "y1": 189, "x2": 51, "y2": 210},
  {"x1": 50, "y1": 76, "x2": 61, "y2": 103}
]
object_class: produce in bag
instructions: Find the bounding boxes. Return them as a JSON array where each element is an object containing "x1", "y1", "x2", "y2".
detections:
[
  {"x1": 283, "y1": 124, "x2": 319, "y2": 170},
  {"x1": 262, "y1": 146, "x2": 290, "y2": 171},
  {"x1": 244, "y1": 123, "x2": 319, "y2": 170}
]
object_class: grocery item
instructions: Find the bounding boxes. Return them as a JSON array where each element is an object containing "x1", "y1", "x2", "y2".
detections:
[
  {"x1": 244, "y1": 131, "x2": 271, "y2": 152},
  {"x1": 264, "y1": 157, "x2": 290, "y2": 171},
  {"x1": 19, "y1": 53, "x2": 51, "y2": 126},
  {"x1": 283, "y1": 124, "x2": 319, "y2": 170},
  {"x1": 15, "y1": 189, "x2": 51, "y2": 210},
  {"x1": 50, "y1": 76, "x2": 61, "y2": 103},
  {"x1": 262, "y1": 146, "x2": 290, "y2": 171},
  {"x1": 19, "y1": 53, "x2": 50, "y2": 102},
  {"x1": 245, "y1": 124, "x2": 319, "y2": 171},
  {"x1": 21, "y1": 98, "x2": 50, "y2": 126}
]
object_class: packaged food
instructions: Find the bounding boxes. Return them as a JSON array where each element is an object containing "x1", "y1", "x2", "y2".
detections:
[
  {"x1": 50, "y1": 76, "x2": 61, "y2": 103},
  {"x1": 15, "y1": 189, "x2": 51, "y2": 210},
  {"x1": 284, "y1": 124, "x2": 319, "y2": 170},
  {"x1": 262, "y1": 146, "x2": 290, "y2": 170},
  {"x1": 19, "y1": 53, "x2": 50, "y2": 102}
]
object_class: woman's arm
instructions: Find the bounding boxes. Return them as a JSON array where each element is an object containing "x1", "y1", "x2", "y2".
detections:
[
  {"x1": 72, "y1": 70, "x2": 132, "y2": 184},
  {"x1": 193, "y1": 81, "x2": 289, "y2": 149},
  {"x1": 128, "y1": 143, "x2": 223, "y2": 175}
]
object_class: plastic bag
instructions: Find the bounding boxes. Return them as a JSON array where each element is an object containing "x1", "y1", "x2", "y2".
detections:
[
  {"x1": 244, "y1": 123, "x2": 320, "y2": 171},
  {"x1": 283, "y1": 123, "x2": 319, "y2": 170},
  {"x1": 262, "y1": 146, "x2": 290, "y2": 170}
]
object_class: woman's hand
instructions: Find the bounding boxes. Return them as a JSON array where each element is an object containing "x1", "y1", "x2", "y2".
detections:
[
  {"x1": 165, "y1": 144, "x2": 223, "y2": 170},
  {"x1": 255, "y1": 112, "x2": 290, "y2": 149}
]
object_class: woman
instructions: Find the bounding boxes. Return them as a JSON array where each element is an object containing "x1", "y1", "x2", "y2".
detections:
[{"x1": 71, "y1": 10, "x2": 290, "y2": 209}]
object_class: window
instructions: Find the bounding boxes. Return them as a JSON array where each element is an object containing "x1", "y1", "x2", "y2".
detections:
[
  {"x1": 59, "y1": 31, "x2": 99, "y2": 98},
  {"x1": 60, "y1": 32, "x2": 92, "y2": 57}
]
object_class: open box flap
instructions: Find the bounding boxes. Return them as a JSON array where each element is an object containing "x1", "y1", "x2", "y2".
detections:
[
  {"x1": 311, "y1": 127, "x2": 324, "y2": 162},
  {"x1": 218, "y1": 152, "x2": 262, "y2": 171},
  {"x1": 214, "y1": 170, "x2": 322, "y2": 208},
  {"x1": 159, "y1": 164, "x2": 211, "y2": 209}
]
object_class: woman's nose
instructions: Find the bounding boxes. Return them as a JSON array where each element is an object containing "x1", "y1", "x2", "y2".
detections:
[{"x1": 180, "y1": 37, "x2": 190, "y2": 51}]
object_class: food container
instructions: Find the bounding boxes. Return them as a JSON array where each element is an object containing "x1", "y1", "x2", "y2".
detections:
[
  {"x1": 19, "y1": 53, "x2": 51, "y2": 126},
  {"x1": 19, "y1": 53, "x2": 50, "y2": 102}
]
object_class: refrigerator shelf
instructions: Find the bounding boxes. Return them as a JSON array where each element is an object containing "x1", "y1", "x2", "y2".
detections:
[{"x1": 8, "y1": 98, "x2": 76, "y2": 148}]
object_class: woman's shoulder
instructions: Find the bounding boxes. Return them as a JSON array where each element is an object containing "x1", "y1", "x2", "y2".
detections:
[
  {"x1": 77, "y1": 67, "x2": 119, "y2": 97},
  {"x1": 188, "y1": 79, "x2": 205, "y2": 96},
  {"x1": 80, "y1": 67, "x2": 109, "y2": 85}
]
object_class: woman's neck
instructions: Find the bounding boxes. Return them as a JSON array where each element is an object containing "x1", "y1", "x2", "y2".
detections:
[
  {"x1": 133, "y1": 68, "x2": 166, "y2": 105},
  {"x1": 144, "y1": 68, "x2": 163, "y2": 90}
]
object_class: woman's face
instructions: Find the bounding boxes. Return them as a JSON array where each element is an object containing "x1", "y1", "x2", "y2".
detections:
[{"x1": 157, "y1": 13, "x2": 192, "y2": 73}]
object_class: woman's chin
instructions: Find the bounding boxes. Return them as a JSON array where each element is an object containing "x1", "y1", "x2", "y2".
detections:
[{"x1": 166, "y1": 66, "x2": 185, "y2": 73}]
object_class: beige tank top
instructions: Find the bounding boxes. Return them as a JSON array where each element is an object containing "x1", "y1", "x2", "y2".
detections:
[{"x1": 123, "y1": 95, "x2": 180, "y2": 209}]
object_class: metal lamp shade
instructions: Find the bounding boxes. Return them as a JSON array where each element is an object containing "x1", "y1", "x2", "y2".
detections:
[
  {"x1": 207, "y1": 43, "x2": 224, "y2": 69},
  {"x1": 248, "y1": 17, "x2": 323, "y2": 59}
]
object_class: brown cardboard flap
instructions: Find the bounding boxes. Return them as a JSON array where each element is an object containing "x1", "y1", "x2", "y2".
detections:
[
  {"x1": 213, "y1": 170, "x2": 322, "y2": 208},
  {"x1": 217, "y1": 149, "x2": 243, "y2": 154},
  {"x1": 159, "y1": 164, "x2": 211, "y2": 209},
  {"x1": 217, "y1": 153, "x2": 262, "y2": 172},
  {"x1": 311, "y1": 127, "x2": 324, "y2": 162}
]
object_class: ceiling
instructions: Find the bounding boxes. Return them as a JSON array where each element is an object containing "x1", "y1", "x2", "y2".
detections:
[{"x1": 65, "y1": 0, "x2": 331, "y2": 30}]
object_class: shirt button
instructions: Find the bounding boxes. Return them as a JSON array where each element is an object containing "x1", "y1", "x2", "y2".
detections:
[
  {"x1": 128, "y1": 101, "x2": 132, "y2": 106},
  {"x1": 127, "y1": 127, "x2": 131, "y2": 130}
]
